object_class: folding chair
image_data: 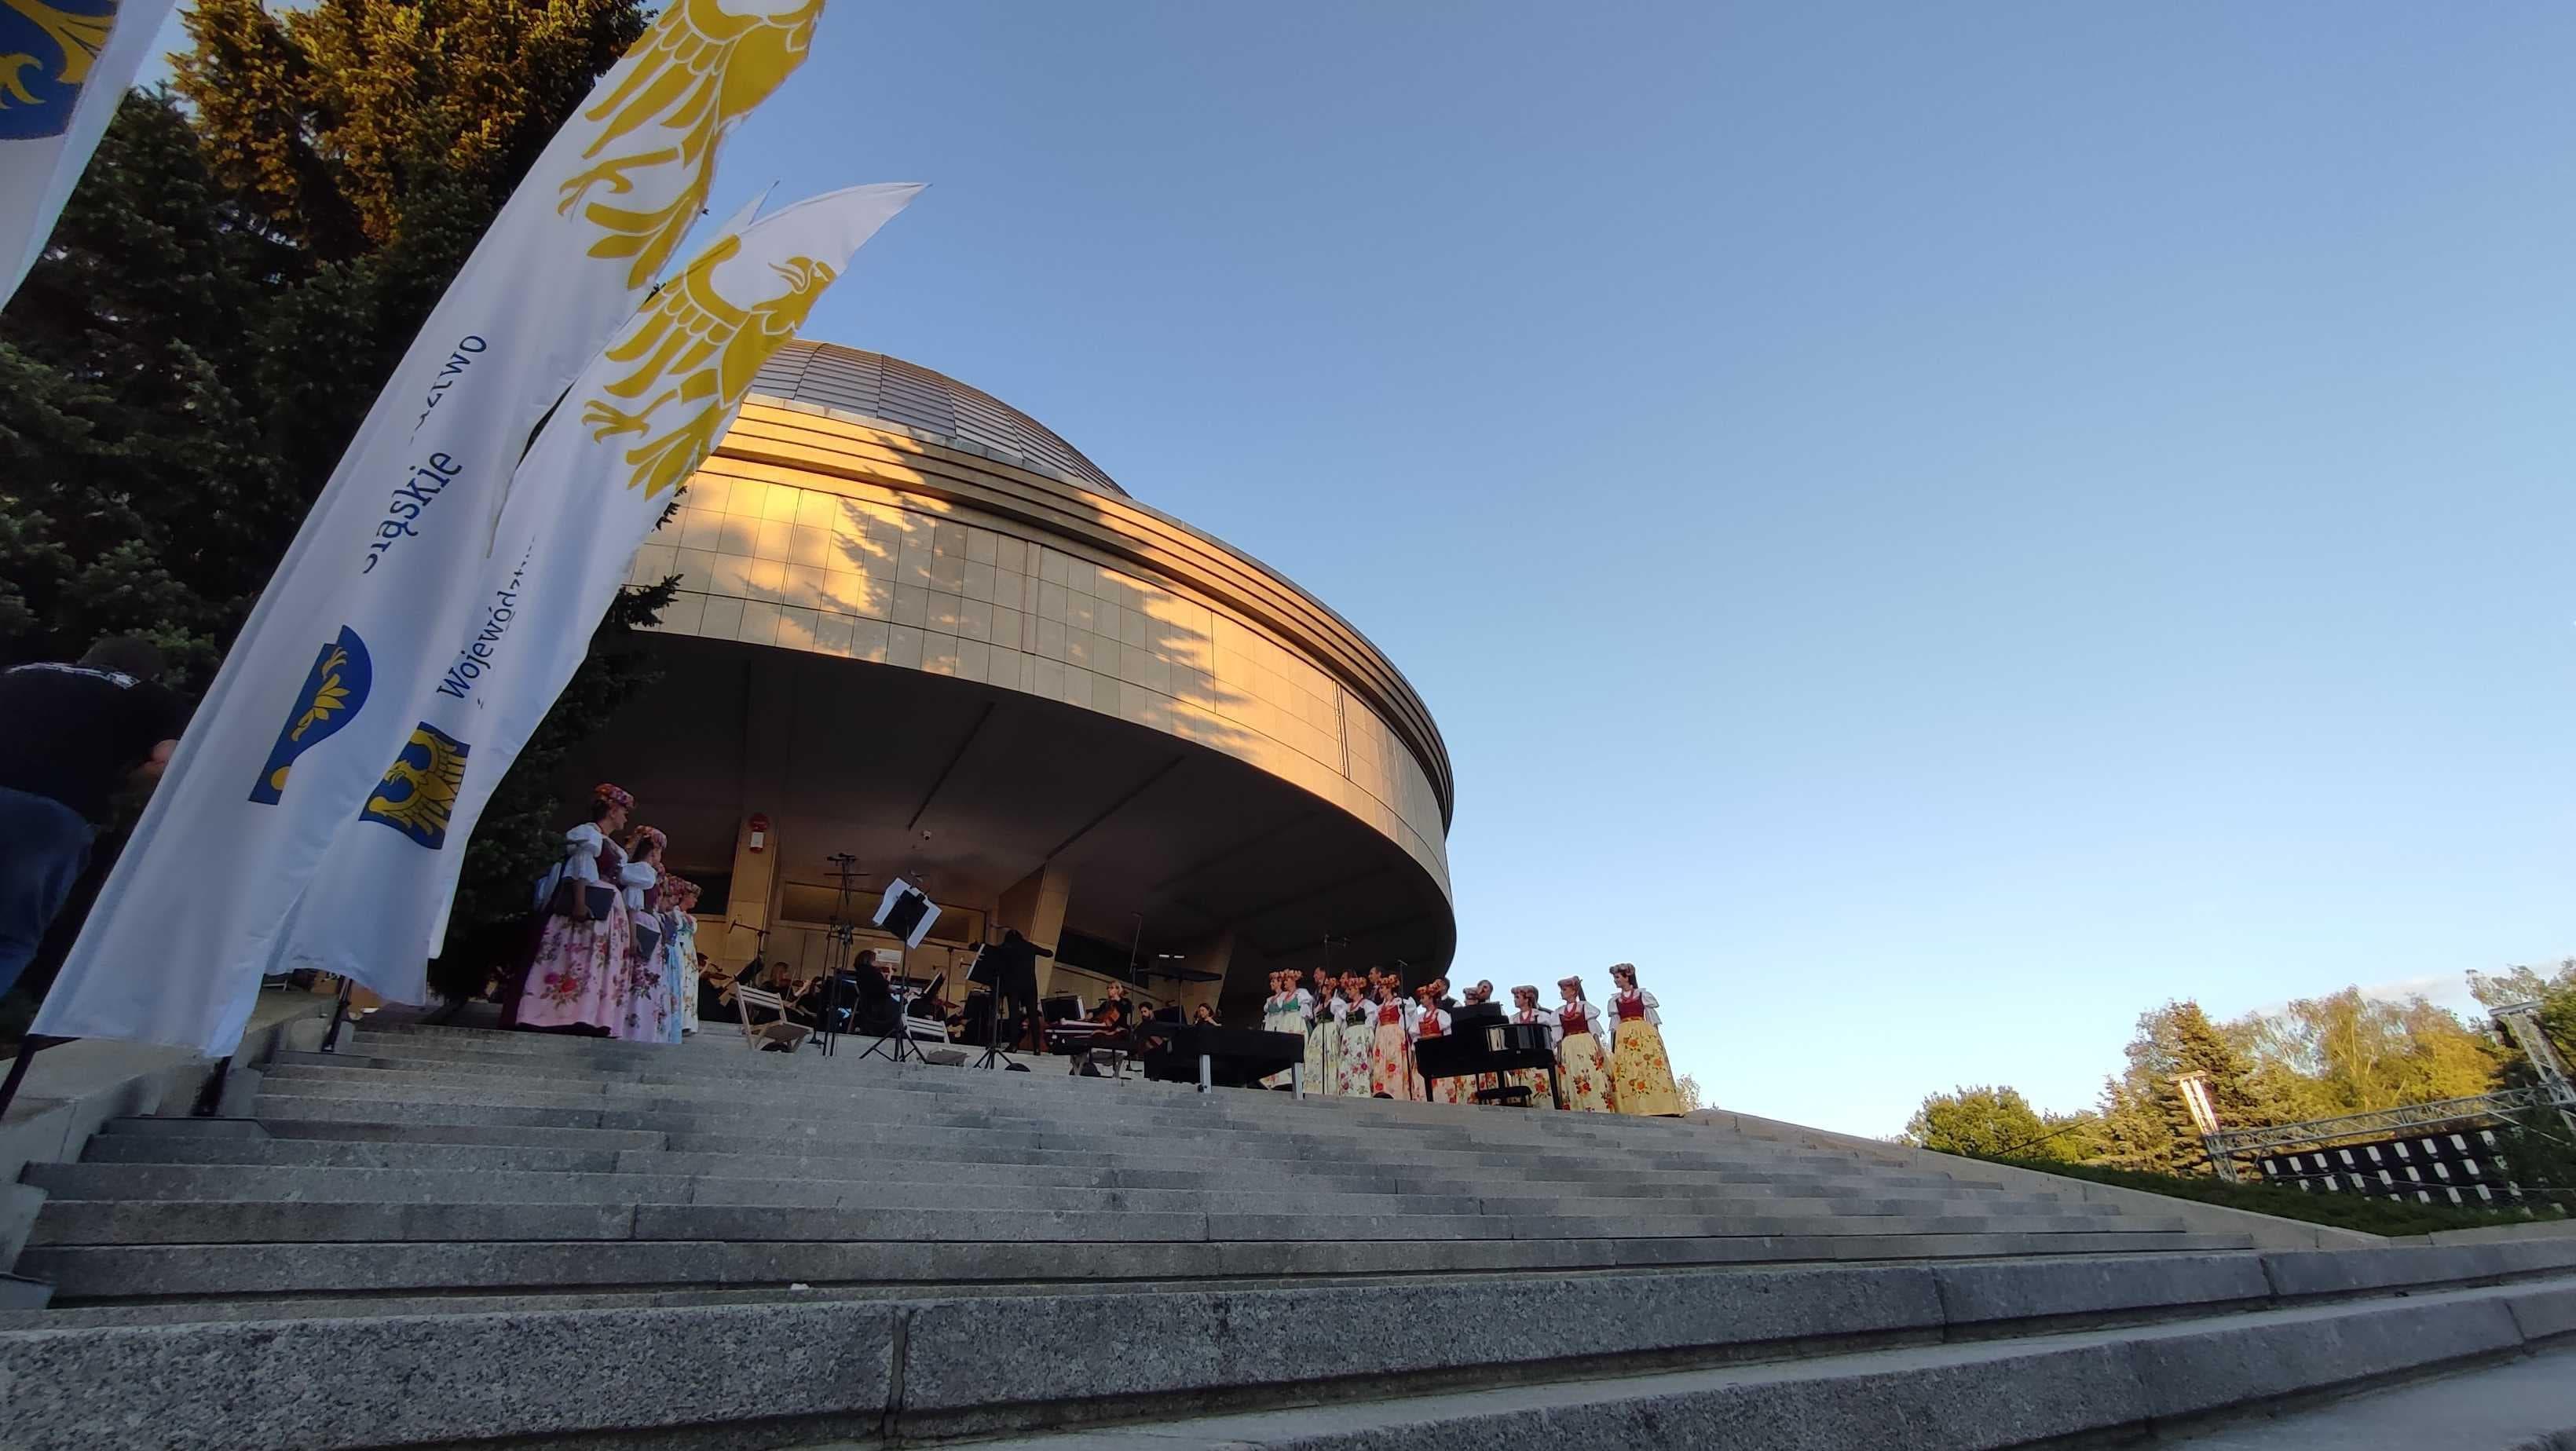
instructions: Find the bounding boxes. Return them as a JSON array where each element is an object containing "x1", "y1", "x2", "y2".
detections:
[{"x1": 733, "y1": 986, "x2": 810, "y2": 1053}]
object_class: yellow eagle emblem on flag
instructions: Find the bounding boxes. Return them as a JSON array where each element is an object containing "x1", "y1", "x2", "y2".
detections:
[
  {"x1": 0, "y1": 0, "x2": 114, "y2": 138},
  {"x1": 555, "y1": 0, "x2": 821, "y2": 288},
  {"x1": 360, "y1": 722, "x2": 470, "y2": 849},
  {"x1": 579, "y1": 231, "x2": 835, "y2": 498}
]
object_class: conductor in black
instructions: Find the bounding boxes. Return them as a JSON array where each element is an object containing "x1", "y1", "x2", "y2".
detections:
[{"x1": 985, "y1": 929, "x2": 1054, "y2": 1051}]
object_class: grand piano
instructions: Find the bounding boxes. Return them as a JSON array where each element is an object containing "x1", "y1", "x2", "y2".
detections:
[
  {"x1": 1414, "y1": 1003, "x2": 1563, "y2": 1109},
  {"x1": 1136, "y1": 1020, "x2": 1306, "y2": 1091}
]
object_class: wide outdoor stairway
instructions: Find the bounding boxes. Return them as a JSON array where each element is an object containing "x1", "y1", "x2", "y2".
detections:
[{"x1": 2, "y1": 1020, "x2": 2571, "y2": 1449}]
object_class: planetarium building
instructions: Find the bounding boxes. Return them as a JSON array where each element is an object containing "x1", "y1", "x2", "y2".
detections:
[{"x1": 578, "y1": 341, "x2": 1454, "y2": 1017}]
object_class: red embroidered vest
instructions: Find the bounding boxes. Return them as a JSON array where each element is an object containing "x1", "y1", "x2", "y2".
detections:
[
  {"x1": 1615, "y1": 993, "x2": 1647, "y2": 1022},
  {"x1": 1418, "y1": 1012, "x2": 1444, "y2": 1039},
  {"x1": 1378, "y1": 1003, "x2": 1403, "y2": 1026},
  {"x1": 1562, "y1": 1008, "x2": 1592, "y2": 1037}
]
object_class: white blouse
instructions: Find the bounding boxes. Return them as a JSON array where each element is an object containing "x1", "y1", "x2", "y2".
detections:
[
  {"x1": 534, "y1": 823, "x2": 606, "y2": 909},
  {"x1": 563, "y1": 823, "x2": 606, "y2": 882},
  {"x1": 1558, "y1": 998, "x2": 1612, "y2": 1054},
  {"x1": 620, "y1": 857, "x2": 658, "y2": 910}
]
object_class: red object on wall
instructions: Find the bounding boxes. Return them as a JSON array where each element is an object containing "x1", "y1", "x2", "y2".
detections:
[{"x1": 747, "y1": 814, "x2": 769, "y2": 853}]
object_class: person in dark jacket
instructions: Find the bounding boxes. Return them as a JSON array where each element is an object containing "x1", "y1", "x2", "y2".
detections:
[{"x1": 0, "y1": 638, "x2": 184, "y2": 1000}]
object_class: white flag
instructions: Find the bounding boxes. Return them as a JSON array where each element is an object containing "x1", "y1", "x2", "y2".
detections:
[
  {"x1": 35, "y1": 0, "x2": 827, "y2": 1053},
  {"x1": 0, "y1": 0, "x2": 180, "y2": 305},
  {"x1": 282, "y1": 183, "x2": 923, "y2": 1007}
]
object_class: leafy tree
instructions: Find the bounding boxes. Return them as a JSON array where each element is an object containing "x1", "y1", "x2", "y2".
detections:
[
  {"x1": 1673, "y1": 1073, "x2": 1705, "y2": 1113},
  {"x1": 1907, "y1": 1085, "x2": 2048, "y2": 1158},
  {"x1": 1907, "y1": 1084, "x2": 2099, "y2": 1163},
  {"x1": 2236, "y1": 989, "x2": 2504, "y2": 1116},
  {"x1": 0, "y1": 0, "x2": 664, "y2": 1016}
]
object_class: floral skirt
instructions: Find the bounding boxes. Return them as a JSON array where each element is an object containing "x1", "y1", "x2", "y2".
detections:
[
  {"x1": 1338, "y1": 1022, "x2": 1375, "y2": 1098},
  {"x1": 1367, "y1": 1022, "x2": 1418, "y2": 1100},
  {"x1": 1306, "y1": 1018, "x2": 1341, "y2": 1096},
  {"x1": 616, "y1": 924, "x2": 674, "y2": 1043},
  {"x1": 1612, "y1": 1018, "x2": 1686, "y2": 1116},
  {"x1": 1420, "y1": 1050, "x2": 1469, "y2": 1105},
  {"x1": 1501, "y1": 1066, "x2": 1557, "y2": 1107},
  {"x1": 1558, "y1": 1031, "x2": 1617, "y2": 1113},
  {"x1": 517, "y1": 902, "x2": 635, "y2": 1034}
]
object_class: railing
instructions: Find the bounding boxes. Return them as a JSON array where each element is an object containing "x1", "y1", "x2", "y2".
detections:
[{"x1": 2202, "y1": 1084, "x2": 2573, "y2": 1183}]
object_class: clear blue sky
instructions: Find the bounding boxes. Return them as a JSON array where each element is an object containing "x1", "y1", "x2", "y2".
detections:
[{"x1": 193, "y1": 4, "x2": 2576, "y2": 1133}]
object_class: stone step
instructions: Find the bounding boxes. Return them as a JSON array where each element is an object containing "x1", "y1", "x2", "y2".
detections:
[
  {"x1": 327, "y1": 1029, "x2": 1733, "y2": 1139},
  {"x1": 306, "y1": 1040, "x2": 1708, "y2": 1137},
  {"x1": 15, "y1": 1225, "x2": 2258, "y2": 1303},
  {"x1": 254, "y1": 1060, "x2": 2070, "y2": 1190},
  {"x1": 958, "y1": 1277, "x2": 2576, "y2": 1451},
  {"x1": 261, "y1": 1062, "x2": 1731, "y2": 1154},
  {"x1": 3, "y1": 1246, "x2": 2566, "y2": 1449},
  {"x1": 252, "y1": 1065, "x2": 1759, "y2": 1157},
  {"x1": 27, "y1": 1163, "x2": 1450, "y2": 1215},
  {"x1": 66, "y1": 1130, "x2": 2075, "y2": 1213},
  {"x1": 236, "y1": 1091, "x2": 2083, "y2": 1203},
  {"x1": 23, "y1": 1195, "x2": 2166, "y2": 1252},
  {"x1": 24, "y1": 1163, "x2": 2071, "y2": 1230}
]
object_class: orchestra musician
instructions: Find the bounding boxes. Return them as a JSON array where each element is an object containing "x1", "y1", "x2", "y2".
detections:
[
  {"x1": 1090, "y1": 981, "x2": 1131, "y2": 1029},
  {"x1": 1068, "y1": 980, "x2": 1135, "y2": 1077}
]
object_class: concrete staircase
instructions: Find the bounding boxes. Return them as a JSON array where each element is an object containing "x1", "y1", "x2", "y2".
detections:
[{"x1": 1, "y1": 1020, "x2": 2571, "y2": 1449}]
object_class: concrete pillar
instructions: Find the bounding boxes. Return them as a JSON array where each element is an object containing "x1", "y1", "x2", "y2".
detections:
[
  {"x1": 993, "y1": 865, "x2": 1071, "y2": 995},
  {"x1": 713, "y1": 813, "x2": 778, "y2": 972},
  {"x1": 1187, "y1": 930, "x2": 1239, "y2": 1020}
]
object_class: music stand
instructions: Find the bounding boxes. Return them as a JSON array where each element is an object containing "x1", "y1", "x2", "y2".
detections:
[
  {"x1": 964, "y1": 944, "x2": 1013, "y2": 1070},
  {"x1": 852, "y1": 978, "x2": 920, "y2": 1065}
]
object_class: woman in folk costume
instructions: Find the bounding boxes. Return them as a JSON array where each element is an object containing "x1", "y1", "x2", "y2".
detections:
[
  {"x1": 1411, "y1": 983, "x2": 1464, "y2": 1104},
  {"x1": 1259, "y1": 971, "x2": 1308, "y2": 1088},
  {"x1": 1606, "y1": 963, "x2": 1687, "y2": 1116},
  {"x1": 1335, "y1": 971, "x2": 1374, "y2": 1097},
  {"x1": 616, "y1": 826, "x2": 670, "y2": 1042},
  {"x1": 655, "y1": 877, "x2": 695, "y2": 1043},
  {"x1": 1506, "y1": 984, "x2": 1562, "y2": 1108},
  {"x1": 1365, "y1": 977, "x2": 1419, "y2": 1100},
  {"x1": 516, "y1": 784, "x2": 643, "y2": 1036},
  {"x1": 1303, "y1": 967, "x2": 1340, "y2": 1098},
  {"x1": 671, "y1": 880, "x2": 703, "y2": 1036},
  {"x1": 1554, "y1": 974, "x2": 1618, "y2": 1113}
]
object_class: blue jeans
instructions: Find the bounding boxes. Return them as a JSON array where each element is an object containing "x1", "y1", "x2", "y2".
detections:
[{"x1": 0, "y1": 787, "x2": 94, "y2": 1002}]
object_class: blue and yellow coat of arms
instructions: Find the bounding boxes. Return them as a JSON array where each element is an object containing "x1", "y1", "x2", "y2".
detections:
[
  {"x1": 249, "y1": 627, "x2": 372, "y2": 805},
  {"x1": 360, "y1": 722, "x2": 470, "y2": 849},
  {"x1": 0, "y1": 0, "x2": 118, "y2": 141}
]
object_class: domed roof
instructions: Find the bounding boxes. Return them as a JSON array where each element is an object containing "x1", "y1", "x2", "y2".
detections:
[{"x1": 747, "y1": 340, "x2": 1125, "y2": 497}]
